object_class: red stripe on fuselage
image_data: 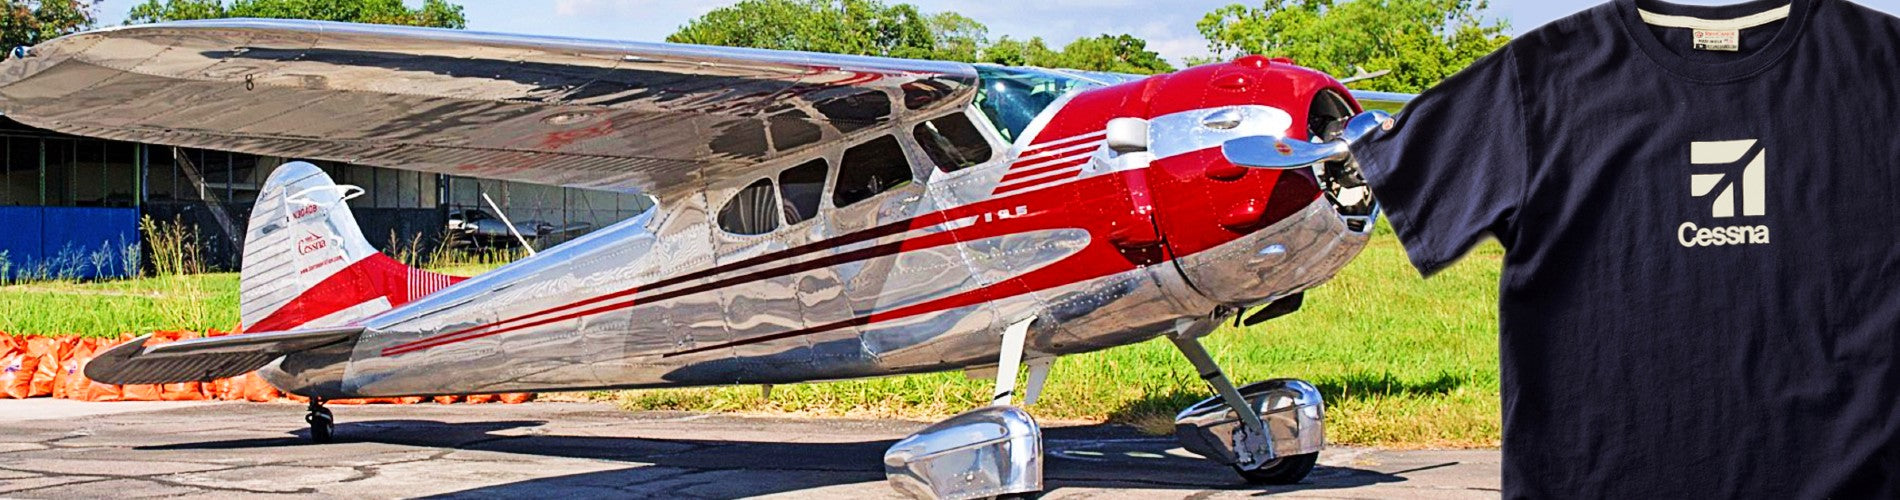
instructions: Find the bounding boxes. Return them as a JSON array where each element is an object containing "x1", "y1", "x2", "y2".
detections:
[{"x1": 998, "y1": 156, "x2": 1089, "y2": 185}]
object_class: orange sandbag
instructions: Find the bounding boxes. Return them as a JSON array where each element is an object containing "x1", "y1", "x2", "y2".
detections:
[
  {"x1": 58, "y1": 338, "x2": 97, "y2": 399},
  {"x1": 161, "y1": 381, "x2": 207, "y2": 401},
  {"x1": 464, "y1": 394, "x2": 499, "y2": 404},
  {"x1": 237, "y1": 372, "x2": 280, "y2": 402},
  {"x1": 80, "y1": 337, "x2": 127, "y2": 402},
  {"x1": 25, "y1": 336, "x2": 59, "y2": 397},
  {"x1": 82, "y1": 381, "x2": 123, "y2": 401},
  {"x1": 432, "y1": 395, "x2": 463, "y2": 404},
  {"x1": 120, "y1": 383, "x2": 162, "y2": 401},
  {"x1": 206, "y1": 376, "x2": 237, "y2": 400},
  {"x1": 499, "y1": 393, "x2": 534, "y2": 404},
  {"x1": 332, "y1": 397, "x2": 409, "y2": 405},
  {"x1": 50, "y1": 337, "x2": 79, "y2": 399},
  {"x1": 1, "y1": 337, "x2": 39, "y2": 399}
]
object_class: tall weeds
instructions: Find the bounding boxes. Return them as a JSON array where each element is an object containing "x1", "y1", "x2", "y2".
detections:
[
  {"x1": 142, "y1": 215, "x2": 203, "y2": 277},
  {"x1": 138, "y1": 215, "x2": 212, "y2": 328}
]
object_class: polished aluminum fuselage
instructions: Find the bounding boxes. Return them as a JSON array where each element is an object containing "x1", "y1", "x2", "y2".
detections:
[{"x1": 264, "y1": 107, "x2": 1371, "y2": 399}]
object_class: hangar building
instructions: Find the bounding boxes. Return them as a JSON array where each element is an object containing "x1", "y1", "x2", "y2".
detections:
[{"x1": 0, "y1": 116, "x2": 651, "y2": 279}]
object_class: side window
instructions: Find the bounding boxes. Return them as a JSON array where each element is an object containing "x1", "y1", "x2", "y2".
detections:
[
  {"x1": 913, "y1": 114, "x2": 994, "y2": 173},
  {"x1": 778, "y1": 158, "x2": 827, "y2": 225},
  {"x1": 716, "y1": 178, "x2": 781, "y2": 235},
  {"x1": 834, "y1": 135, "x2": 913, "y2": 208}
]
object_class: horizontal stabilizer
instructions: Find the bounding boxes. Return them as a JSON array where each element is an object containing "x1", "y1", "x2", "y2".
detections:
[{"x1": 84, "y1": 326, "x2": 363, "y2": 385}]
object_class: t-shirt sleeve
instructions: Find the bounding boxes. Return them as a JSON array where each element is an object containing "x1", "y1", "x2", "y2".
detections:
[{"x1": 1350, "y1": 45, "x2": 1531, "y2": 277}]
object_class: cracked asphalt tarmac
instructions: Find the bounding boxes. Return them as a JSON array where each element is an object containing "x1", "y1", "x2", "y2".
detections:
[{"x1": 0, "y1": 399, "x2": 1500, "y2": 498}]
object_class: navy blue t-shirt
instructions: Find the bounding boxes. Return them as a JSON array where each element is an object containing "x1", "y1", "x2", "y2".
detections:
[{"x1": 1352, "y1": 0, "x2": 1899, "y2": 497}]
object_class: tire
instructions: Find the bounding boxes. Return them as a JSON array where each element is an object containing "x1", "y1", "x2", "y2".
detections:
[
  {"x1": 1234, "y1": 452, "x2": 1318, "y2": 485},
  {"x1": 306, "y1": 410, "x2": 334, "y2": 444}
]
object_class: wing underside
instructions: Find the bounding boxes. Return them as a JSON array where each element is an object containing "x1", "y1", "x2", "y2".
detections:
[
  {"x1": 0, "y1": 19, "x2": 979, "y2": 195},
  {"x1": 84, "y1": 326, "x2": 363, "y2": 385}
]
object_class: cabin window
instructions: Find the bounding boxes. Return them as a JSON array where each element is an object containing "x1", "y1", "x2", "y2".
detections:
[
  {"x1": 778, "y1": 158, "x2": 828, "y2": 225},
  {"x1": 716, "y1": 178, "x2": 781, "y2": 235},
  {"x1": 974, "y1": 66, "x2": 1088, "y2": 142},
  {"x1": 834, "y1": 135, "x2": 912, "y2": 208},
  {"x1": 913, "y1": 114, "x2": 993, "y2": 173}
]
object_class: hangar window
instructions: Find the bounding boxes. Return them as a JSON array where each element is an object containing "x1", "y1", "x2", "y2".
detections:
[
  {"x1": 913, "y1": 114, "x2": 993, "y2": 173},
  {"x1": 778, "y1": 158, "x2": 827, "y2": 225},
  {"x1": 717, "y1": 178, "x2": 781, "y2": 235},
  {"x1": 834, "y1": 135, "x2": 912, "y2": 208}
]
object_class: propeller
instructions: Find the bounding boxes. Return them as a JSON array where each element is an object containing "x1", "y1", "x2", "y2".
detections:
[{"x1": 1219, "y1": 110, "x2": 1393, "y2": 170}]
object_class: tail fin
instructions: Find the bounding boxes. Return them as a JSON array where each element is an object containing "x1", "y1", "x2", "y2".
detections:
[{"x1": 240, "y1": 161, "x2": 463, "y2": 332}]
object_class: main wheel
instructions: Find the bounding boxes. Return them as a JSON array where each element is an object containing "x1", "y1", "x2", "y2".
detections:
[
  {"x1": 1234, "y1": 452, "x2": 1318, "y2": 485},
  {"x1": 305, "y1": 408, "x2": 334, "y2": 443}
]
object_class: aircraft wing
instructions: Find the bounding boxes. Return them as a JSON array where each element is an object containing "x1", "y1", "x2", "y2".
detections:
[
  {"x1": 84, "y1": 326, "x2": 362, "y2": 384},
  {"x1": 0, "y1": 19, "x2": 979, "y2": 195},
  {"x1": 1350, "y1": 90, "x2": 1416, "y2": 113}
]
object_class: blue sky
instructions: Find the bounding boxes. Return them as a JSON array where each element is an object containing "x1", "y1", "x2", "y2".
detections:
[{"x1": 93, "y1": 0, "x2": 1900, "y2": 65}]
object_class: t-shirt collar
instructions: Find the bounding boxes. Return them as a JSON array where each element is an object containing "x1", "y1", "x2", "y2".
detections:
[{"x1": 1615, "y1": 0, "x2": 1816, "y2": 83}]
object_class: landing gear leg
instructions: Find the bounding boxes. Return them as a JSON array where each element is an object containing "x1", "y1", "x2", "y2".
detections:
[
  {"x1": 305, "y1": 397, "x2": 334, "y2": 444},
  {"x1": 884, "y1": 317, "x2": 1044, "y2": 499},
  {"x1": 1169, "y1": 334, "x2": 1323, "y2": 484}
]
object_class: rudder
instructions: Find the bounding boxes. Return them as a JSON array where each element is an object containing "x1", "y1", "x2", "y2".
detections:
[{"x1": 240, "y1": 161, "x2": 462, "y2": 332}]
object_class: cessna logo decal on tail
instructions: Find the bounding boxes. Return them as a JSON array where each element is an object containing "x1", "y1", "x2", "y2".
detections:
[{"x1": 1679, "y1": 139, "x2": 1771, "y2": 247}]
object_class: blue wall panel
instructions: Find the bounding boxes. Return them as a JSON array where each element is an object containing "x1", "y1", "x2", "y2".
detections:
[
  {"x1": 0, "y1": 206, "x2": 139, "y2": 280},
  {"x1": 0, "y1": 206, "x2": 43, "y2": 279}
]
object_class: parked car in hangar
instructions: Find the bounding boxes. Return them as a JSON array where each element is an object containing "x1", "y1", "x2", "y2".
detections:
[{"x1": 445, "y1": 208, "x2": 591, "y2": 251}]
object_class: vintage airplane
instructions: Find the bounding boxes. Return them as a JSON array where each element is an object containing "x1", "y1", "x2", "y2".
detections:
[{"x1": 0, "y1": 19, "x2": 1407, "y2": 498}]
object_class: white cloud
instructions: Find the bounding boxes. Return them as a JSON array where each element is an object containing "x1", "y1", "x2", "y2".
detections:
[{"x1": 1149, "y1": 36, "x2": 1212, "y2": 66}]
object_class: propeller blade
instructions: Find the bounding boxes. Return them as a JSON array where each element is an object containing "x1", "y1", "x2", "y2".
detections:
[
  {"x1": 1221, "y1": 136, "x2": 1349, "y2": 169},
  {"x1": 1220, "y1": 110, "x2": 1394, "y2": 169}
]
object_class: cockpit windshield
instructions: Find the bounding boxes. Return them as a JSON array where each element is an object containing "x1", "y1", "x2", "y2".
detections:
[{"x1": 973, "y1": 66, "x2": 1100, "y2": 143}]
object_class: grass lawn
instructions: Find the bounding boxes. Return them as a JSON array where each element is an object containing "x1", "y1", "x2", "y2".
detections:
[{"x1": 0, "y1": 226, "x2": 1504, "y2": 448}]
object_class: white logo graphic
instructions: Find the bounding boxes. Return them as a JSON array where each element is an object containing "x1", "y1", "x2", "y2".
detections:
[
  {"x1": 1689, "y1": 140, "x2": 1766, "y2": 218},
  {"x1": 1679, "y1": 139, "x2": 1770, "y2": 247}
]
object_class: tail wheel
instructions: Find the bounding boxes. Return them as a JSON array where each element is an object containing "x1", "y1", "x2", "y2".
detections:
[
  {"x1": 1234, "y1": 452, "x2": 1319, "y2": 485},
  {"x1": 305, "y1": 407, "x2": 335, "y2": 443}
]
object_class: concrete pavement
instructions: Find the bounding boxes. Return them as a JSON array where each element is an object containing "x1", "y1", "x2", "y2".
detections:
[{"x1": 0, "y1": 399, "x2": 1500, "y2": 498}]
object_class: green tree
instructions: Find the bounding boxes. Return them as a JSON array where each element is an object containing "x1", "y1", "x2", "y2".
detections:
[
  {"x1": 128, "y1": 0, "x2": 467, "y2": 29},
  {"x1": 670, "y1": 0, "x2": 1175, "y2": 74},
  {"x1": 980, "y1": 35, "x2": 1059, "y2": 67},
  {"x1": 1197, "y1": 0, "x2": 1509, "y2": 92},
  {"x1": 669, "y1": 0, "x2": 964, "y2": 61},
  {"x1": 0, "y1": 0, "x2": 94, "y2": 49},
  {"x1": 1052, "y1": 34, "x2": 1174, "y2": 74}
]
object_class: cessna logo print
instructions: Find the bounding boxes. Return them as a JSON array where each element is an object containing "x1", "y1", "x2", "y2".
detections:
[{"x1": 1678, "y1": 139, "x2": 1771, "y2": 247}]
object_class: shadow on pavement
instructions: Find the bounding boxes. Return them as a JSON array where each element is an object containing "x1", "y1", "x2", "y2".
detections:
[{"x1": 142, "y1": 418, "x2": 1414, "y2": 497}]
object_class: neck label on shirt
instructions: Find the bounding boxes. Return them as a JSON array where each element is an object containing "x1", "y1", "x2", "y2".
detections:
[
  {"x1": 1693, "y1": 29, "x2": 1740, "y2": 51},
  {"x1": 1680, "y1": 139, "x2": 1771, "y2": 247}
]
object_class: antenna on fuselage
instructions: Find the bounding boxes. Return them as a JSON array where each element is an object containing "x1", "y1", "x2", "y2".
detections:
[{"x1": 481, "y1": 192, "x2": 537, "y2": 256}]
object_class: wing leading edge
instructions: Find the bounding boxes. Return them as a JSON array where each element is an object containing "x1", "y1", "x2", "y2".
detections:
[{"x1": 0, "y1": 19, "x2": 979, "y2": 196}]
